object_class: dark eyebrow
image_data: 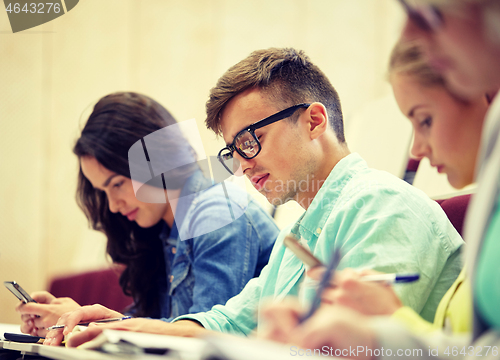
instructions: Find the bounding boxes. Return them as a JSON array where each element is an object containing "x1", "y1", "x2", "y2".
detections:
[
  {"x1": 102, "y1": 174, "x2": 120, "y2": 188},
  {"x1": 225, "y1": 130, "x2": 238, "y2": 147}
]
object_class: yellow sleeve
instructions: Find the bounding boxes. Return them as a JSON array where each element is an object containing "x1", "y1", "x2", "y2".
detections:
[
  {"x1": 392, "y1": 306, "x2": 436, "y2": 334},
  {"x1": 445, "y1": 275, "x2": 471, "y2": 334},
  {"x1": 392, "y1": 267, "x2": 471, "y2": 335}
]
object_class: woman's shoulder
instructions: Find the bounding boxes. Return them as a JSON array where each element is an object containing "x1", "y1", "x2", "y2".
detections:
[{"x1": 190, "y1": 181, "x2": 250, "y2": 210}]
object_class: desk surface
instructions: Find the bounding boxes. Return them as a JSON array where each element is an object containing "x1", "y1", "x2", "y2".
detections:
[
  {"x1": 0, "y1": 323, "x2": 193, "y2": 359},
  {"x1": 1, "y1": 340, "x2": 43, "y2": 355},
  {"x1": 0, "y1": 340, "x2": 176, "y2": 360},
  {"x1": 1, "y1": 323, "x2": 312, "y2": 360}
]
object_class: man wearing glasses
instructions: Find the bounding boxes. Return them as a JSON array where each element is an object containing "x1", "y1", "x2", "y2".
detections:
[
  {"x1": 256, "y1": 2, "x2": 500, "y2": 359},
  {"x1": 172, "y1": 47, "x2": 463, "y2": 333},
  {"x1": 52, "y1": 47, "x2": 463, "y2": 347}
]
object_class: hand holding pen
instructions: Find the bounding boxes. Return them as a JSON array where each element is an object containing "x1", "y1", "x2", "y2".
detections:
[
  {"x1": 301, "y1": 247, "x2": 342, "y2": 322},
  {"x1": 300, "y1": 250, "x2": 420, "y2": 321},
  {"x1": 44, "y1": 304, "x2": 127, "y2": 346},
  {"x1": 307, "y1": 267, "x2": 415, "y2": 316},
  {"x1": 282, "y1": 235, "x2": 419, "y2": 319},
  {"x1": 46, "y1": 316, "x2": 132, "y2": 330}
]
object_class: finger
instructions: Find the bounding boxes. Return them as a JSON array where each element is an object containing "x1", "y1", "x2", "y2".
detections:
[
  {"x1": 28, "y1": 315, "x2": 37, "y2": 322},
  {"x1": 358, "y1": 268, "x2": 382, "y2": 276},
  {"x1": 339, "y1": 277, "x2": 362, "y2": 291},
  {"x1": 33, "y1": 315, "x2": 54, "y2": 331},
  {"x1": 43, "y1": 329, "x2": 64, "y2": 346},
  {"x1": 308, "y1": 267, "x2": 344, "y2": 288},
  {"x1": 17, "y1": 303, "x2": 46, "y2": 317},
  {"x1": 66, "y1": 327, "x2": 104, "y2": 348},
  {"x1": 296, "y1": 305, "x2": 376, "y2": 354},
  {"x1": 31, "y1": 291, "x2": 56, "y2": 304},
  {"x1": 61, "y1": 304, "x2": 123, "y2": 335},
  {"x1": 15, "y1": 301, "x2": 25, "y2": 312},
  {"x1": 320, "y1": 288, "x2": 337, "y2": 304},
  {"x1": 57, "y1": 312, "x2": 84, "y2": 336},
  {"x1": 20, "y1": 313, "x2": 33, "y2": 322},
  {"x1": 292, "y1": 305, "x2": 342, "y2": 349},
  {"x1": 306, "y1": 266, "x2": 325, "y2": 280},
  {"x1": 20, "y1": 318, "x2": 34, "y2": 334},
  {"x1": 35, "y1": 327, "x2": 48, "y2": 338},
  {"x1": 52, "y1": 297, "x2": 79, "y2": 307},
  {"x1": 260, "y1": 301, "x2": 303, "y2": 343},
  {"x1": 336, "y1": 268, "x2": 362, "y2": 284}
]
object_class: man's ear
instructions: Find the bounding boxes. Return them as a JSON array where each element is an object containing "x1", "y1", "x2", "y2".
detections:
[{"x1": 305, "y1": 103, "x2": 328, "y2": 140}]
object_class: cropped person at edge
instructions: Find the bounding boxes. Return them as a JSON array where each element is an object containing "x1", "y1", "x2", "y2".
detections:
[
  {"x1": 261, "y1": 0, "x2": 500, "y2": 358},
  {"x1": 260, "y1": 39, "x2": 491, "y2": 344}
]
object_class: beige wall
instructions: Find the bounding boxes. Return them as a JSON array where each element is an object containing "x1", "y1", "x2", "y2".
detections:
[{"x1": 0, "y1": 0, "x2": 461, "y2": 324}]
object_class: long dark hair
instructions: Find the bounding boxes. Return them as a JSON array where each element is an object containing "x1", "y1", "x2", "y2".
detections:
[{"x1": 73, "y1": 92, "x2": 197, "y2": 317}]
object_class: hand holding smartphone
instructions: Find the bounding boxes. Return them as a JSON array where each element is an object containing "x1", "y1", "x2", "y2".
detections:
[
  {"x1": 3, "y1": 281, "x2": 43, "y2": 342},
  {"x1": 4, "y1": 281, "x2": 36, "y2": 303}
]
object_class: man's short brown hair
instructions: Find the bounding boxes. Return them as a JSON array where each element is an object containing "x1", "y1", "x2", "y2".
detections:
[{"x1": 205, "y1": 47, "x2": 345, "y2": 143}]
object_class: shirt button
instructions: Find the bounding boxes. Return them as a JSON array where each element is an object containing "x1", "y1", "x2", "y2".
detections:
[
  {"x1": 169, "y1": 275, "x2": 174, "y2": 283},
  {"x1": 171, "y1": 247, "x2": 177, "y2": 254},
  {"x1": 316, "y1": 228, "x2": 322, "y2": 234}
]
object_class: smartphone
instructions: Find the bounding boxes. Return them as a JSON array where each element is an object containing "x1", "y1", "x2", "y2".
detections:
[
  {"x1": 4, "y1": 281, "x2": 36, "y2": 303},
  {"x1": 283, "y1": 235, "x2": 323, "y2": 268},
  {"x1": 3, "y1": 333, "x2": 42, "y2": 343}
]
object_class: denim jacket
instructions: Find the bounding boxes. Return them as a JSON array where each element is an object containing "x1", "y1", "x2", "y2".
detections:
[{"x1": 158, "y1": 170, "x2": 278, "y2": 321}]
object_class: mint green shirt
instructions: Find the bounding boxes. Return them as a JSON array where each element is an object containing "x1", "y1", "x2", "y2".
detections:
[
  {"x1": 475, "y1": 195, "x2": 500, "y2": 330},
  {"x1": 174, "y1": 153, "x2": 463, "y2": 334}
]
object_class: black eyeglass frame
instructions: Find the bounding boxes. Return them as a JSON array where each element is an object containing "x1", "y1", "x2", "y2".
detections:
[
  {"x1": 217, "y1": 103, "x2": 311, "y2": 174},
  {"x1": 398, "y1": 0, "x2": 443, "y2": 32}
]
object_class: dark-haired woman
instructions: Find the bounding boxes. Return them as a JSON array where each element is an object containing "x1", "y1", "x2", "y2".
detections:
[{"x1": 17, "y1": 92, "x2": 278, "y2": 336}]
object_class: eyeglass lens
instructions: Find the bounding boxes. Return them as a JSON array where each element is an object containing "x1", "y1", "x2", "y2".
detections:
[
  {"x1": 219, "y1": 130, "x2": 258, "y2": 174},
  {"x1": 235, "y1": 131, "x2": 260, "y2": 158},
  {"x1": 219, "y1": 149, "x2": 241, "y2": 174}
]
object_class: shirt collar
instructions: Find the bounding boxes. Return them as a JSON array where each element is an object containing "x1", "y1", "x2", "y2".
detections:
[{"x1": 290, "y1": 153, "x2": 367, "y2": 243}]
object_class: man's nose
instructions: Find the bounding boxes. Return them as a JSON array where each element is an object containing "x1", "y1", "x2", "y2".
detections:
[{"x1": 233, "y1": 152, "x2": 255, "y2": 176}]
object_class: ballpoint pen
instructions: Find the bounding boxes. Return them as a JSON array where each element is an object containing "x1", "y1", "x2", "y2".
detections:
[
  {"x1": 46, "y1": 316, "x2": 132, "y2": 330},
  {"x1": 361, "y1": 273, "x2": 420, "y2": 283},
  {"x1": 301, "y1": 247, "x2": 341, "y2": 323}
]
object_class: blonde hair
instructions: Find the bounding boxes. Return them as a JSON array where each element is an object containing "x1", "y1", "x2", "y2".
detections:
[
  {"x1": 388, "y1": 40, "x2": 472, "y2": 104},
  {"x1": 388, "y1": 40, "x2": 445, "y2": 87}
]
